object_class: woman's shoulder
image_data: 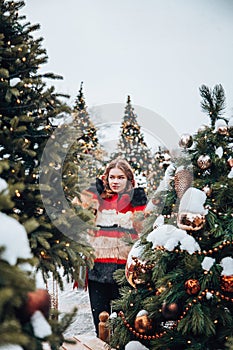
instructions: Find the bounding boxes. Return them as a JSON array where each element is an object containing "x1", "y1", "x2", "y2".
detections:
[{"x1": 131, "y1": 187, "x2": 147, "y2": 207}]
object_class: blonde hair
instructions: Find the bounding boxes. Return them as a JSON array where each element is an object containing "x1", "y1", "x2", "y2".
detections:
[{"x1": 101, "y1": 158, "x2": 135, "y2": 198}]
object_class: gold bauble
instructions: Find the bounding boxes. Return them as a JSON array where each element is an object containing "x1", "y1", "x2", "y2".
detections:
[
  {"x1": 220, "y1": 275, "x2": 233, "y2": 293},
  {"x1": 177, "y1": 212, "x2": 206, "y2": 231},
  {"x1": 197, "y1": 155, "x2": 212, "y2": 169},
  {"x1": 134, "y1": 311, "x2": 153, "y2": 334},
  {"x1": 125, "y1": 241, "x2": 149, "y2": 288},
  {"x1": 185, "y1": 279, "x2": 201, "y2": 295}
]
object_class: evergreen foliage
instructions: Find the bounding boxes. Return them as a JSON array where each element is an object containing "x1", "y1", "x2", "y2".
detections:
[
  {"x1": 0, "y1": 1, "x2": 95, "y2": 348},
  {"x1": 109, "y1": 84, "x2": 233, "y2": 350},
  {"x1": 72, "y1": 81, "x2": 104, "y2": 179}
]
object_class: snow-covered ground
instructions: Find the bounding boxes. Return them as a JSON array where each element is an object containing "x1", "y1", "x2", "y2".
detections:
[{"x1": 48, "y1": 279, "x2": 96, "y2": 337}]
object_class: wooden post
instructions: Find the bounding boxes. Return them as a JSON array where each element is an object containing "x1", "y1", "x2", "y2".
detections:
[{"x1": 98, "y1": 311, "x2": 110, "y2": 344}]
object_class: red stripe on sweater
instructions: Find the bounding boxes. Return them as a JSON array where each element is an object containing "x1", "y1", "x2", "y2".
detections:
[{"x1": 94, "y1": 258, "x2": 127, "y2": 264}]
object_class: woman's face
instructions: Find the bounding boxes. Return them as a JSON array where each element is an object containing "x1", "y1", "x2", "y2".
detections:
[{"x1": 108, "y1": 167, "x2": 128, "y2": 193}]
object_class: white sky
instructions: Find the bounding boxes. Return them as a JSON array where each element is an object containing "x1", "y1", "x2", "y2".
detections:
[{"x1": 23, "y1": 0, "x2": 233, "y2": 142}]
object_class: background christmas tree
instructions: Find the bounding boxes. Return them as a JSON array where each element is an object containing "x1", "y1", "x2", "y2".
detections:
[
  {"x1": 71, "y1": 81, "x2": 104, "y2": 179},
  {"x1": 111, "y1": 96, "x2": 153, "y2": 187},
  {"x1": 0, "y1": 1, "x2": 95, "y2": 348},
  {"x1": 146, "y1": 146, "x2": 172, "y2": 196},
  {"x1": 109, "y1": 84, "x2": 233, "y2": 350}
]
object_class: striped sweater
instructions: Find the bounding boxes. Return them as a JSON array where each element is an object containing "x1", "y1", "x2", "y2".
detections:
[{"x1": 85, "y1": 181, "x2": 147, "y2": 283}]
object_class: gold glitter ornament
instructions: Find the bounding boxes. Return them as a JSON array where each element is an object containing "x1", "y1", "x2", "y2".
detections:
[{"x1": 174, "y1": 168, "x2": 193, "y2": 199}]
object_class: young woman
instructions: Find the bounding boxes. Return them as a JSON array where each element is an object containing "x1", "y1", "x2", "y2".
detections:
[{"x1": 73, "y1": 158, "x2": 147, "y2": 335}]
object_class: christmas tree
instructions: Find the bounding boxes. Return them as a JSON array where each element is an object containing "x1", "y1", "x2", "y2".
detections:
[
  {"x1": 0, "y1": 164, "x2": 78, "y2": 349},
  {"x1": 0, "y1": 2, "x2": 96, "y2": 347},
  {"x1": 0, "y1": 0, "x2": 95, "y2": 282},
  {"x1": 109, "y1": 84, "x2": 233, "y2": 350},
  {"x1": 72, "y1": 81, "x2": 104, "y2": 179},
  {"x1": 111, "y1": 96, "x2": 153, "y2": 184},
  {"x1": 146, "y1": 147, "x2": 171, "y2": 196}
]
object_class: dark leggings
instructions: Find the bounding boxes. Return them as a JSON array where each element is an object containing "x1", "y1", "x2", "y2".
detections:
[{"x1": 88, "y1": 279, "x2": 120, "y2": 336}]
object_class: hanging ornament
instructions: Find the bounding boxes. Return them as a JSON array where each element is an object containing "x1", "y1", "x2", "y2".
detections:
[
  {"x1": 177, "y1": 187, "x2": 207, "y2": 231},
  {"x1": 134, "y1": 310, "x2": 153, "y2": 334},
  {"x1": 214, "y1": 119, "x2": 228, "y2": 135},
  {"x1": 220, "y1": 257, "x2": 233, "y2": 293},
  {"x1": 220, "y1": 275, "x2": 233, "y2": 293},
  {"x1": 125, "y1": 241, "x2": 150, "y2": 288},
  {"x1": 19, "y1": 289, "x2": 51, "y2": 323},
  {"x1": 174, "y1": 168, "x2": 193, "y2": 199},
  {"x1": 202, "y1": 184, "x2": 212, "y2": 197},
  {"x1": 185, "y1": 279, "x2": 201, "y2": 295},
  {"x1": 161, "y1": 302, "x2": 180, "y2": 320},
  {"x1": 177, "y1": 212, "x2": 206, "y2": 231},
  {"x1": 197, "y1": 154, "x2": 212, "y2": 170},
  {"x1": 178, "y1": 134, "x2": 193, "y2": 149}
]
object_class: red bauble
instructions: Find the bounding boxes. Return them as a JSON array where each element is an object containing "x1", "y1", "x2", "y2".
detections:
[
  {"x1": 20, "y1": 289, "x2": 51, "y2": 323},
  {"x1": 185, "y1": 279, "x2": 201, "y2": 295}
]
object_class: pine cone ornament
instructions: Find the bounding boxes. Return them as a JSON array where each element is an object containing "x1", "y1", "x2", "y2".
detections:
[{"x1": 174, "y1": 168, "x2": 193, "y2": 198}]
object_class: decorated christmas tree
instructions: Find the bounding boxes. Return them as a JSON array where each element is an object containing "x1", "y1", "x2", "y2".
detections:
[
  {"x1": 109, "y1": 84, "x2": 233, "y2": 350},
  {"x1": 111, "y1": 96, "x2": 153, "y2": 183},
  {"x1": 72, "y1": 81, "x2": 104, "y2": 179}
]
